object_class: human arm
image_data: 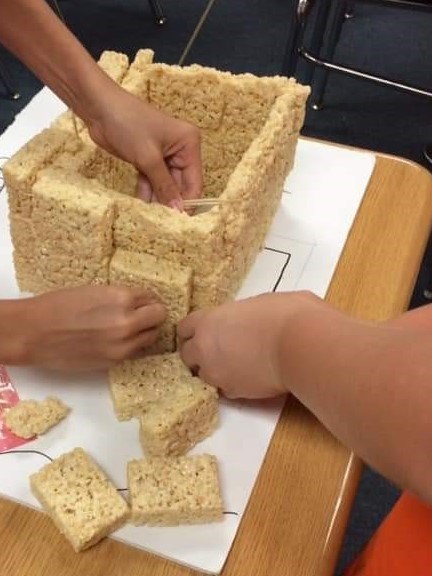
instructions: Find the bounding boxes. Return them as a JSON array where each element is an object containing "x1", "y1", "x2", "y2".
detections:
[
  {"x1": 0, "y1": 286, "x2": 165, "y2": 370},
  {"x1": 178, "y1": 292, "x2": 432, "y2": 504},
  {"x1": 0, "y1": 0, "x2": 202, "y2": 206}
]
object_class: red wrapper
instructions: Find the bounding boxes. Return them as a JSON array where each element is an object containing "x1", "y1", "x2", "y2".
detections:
[{"x1": 0, "y1": 366, "x2": 28, "y2": 451}]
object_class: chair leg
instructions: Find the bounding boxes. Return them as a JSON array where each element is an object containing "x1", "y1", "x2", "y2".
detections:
[
  {"x1": 311, "y1": 0, "x2": 347, "y2": 109},
  {"x1": 0, "y1": 55, "x2": 20, "y2": 100},
  {"x1": 345, "y1": 0, "x2": 355, "y2": 19},
  {"x1": 148, "y1": 0, "x2": 167, "y2": 25},
  {"x1": 281, "y1": 0, "x2": 315, "y2": 77},
  {"x1": 302, "y1": 0, "x2": 333, "y2": 86}
]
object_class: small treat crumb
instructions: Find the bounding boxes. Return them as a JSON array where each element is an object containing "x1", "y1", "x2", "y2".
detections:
[{"x1": 4, "y1": 396, "x2": 70, "y2": 439}]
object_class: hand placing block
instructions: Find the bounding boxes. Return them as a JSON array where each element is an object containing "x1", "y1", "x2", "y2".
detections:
[
  {"x1": 30, "y1": 448, "x2": 129, "y2": 552},
  {"x1": 127, "y1": 455, "x2": 223, "y2": 526},
  {"x1": 109, "y1": 250, "x2": 192, "y2": 353}
]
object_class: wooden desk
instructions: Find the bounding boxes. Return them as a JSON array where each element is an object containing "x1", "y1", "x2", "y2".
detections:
[{"x1": 2, "y1": 148, "x2": 432, "y2": 576}]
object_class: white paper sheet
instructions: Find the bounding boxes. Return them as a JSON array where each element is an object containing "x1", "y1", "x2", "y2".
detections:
[{"x1": 0, "y1": 88, "x2": 375, "y2": 574}]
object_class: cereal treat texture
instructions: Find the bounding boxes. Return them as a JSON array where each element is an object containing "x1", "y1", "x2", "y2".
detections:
[
  {"x1": 4, "y1": 49, "x2": 309, "y2": 342},
  {"x1": 30, "y1": 448, "x2": 129, "y2": 552},
  {"x1": 109, "y1": 249, "x2": 192, "y2": 353},
  {"x1": 109, "y1": 353, "x2": 219, "y2": 457},
  {"x1": 127, "y1": 455, "x2": 223, "y2": 526},
  {"x1": 138, "y1": 382, "x2": 218, "y2": 457},
  {"x1": 4, "y1": 396, "x2": 70, "y2": 439}
]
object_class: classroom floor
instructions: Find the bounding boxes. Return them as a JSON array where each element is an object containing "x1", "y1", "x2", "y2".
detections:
[{"x1": 1, "y1": 0, "x2": 431, "y2": 573}]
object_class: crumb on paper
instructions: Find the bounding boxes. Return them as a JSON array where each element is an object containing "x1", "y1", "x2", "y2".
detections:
[{"x1": 4, "y1": 396, "x2": 70, "y2": 439}]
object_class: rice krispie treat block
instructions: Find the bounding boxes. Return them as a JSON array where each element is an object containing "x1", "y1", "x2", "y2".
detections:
[
  {"x1": 109, "y1": 352, "x2": 218, "y2": 422},
  {"x1": 127, "y1": 455, "x2": 223, "y2": 526},
  {"x1": 109, "y1": 249, "x2": 192, "y2": 353},
  {"x1": 4, "y1": 48, "x2": 309, "y2": 314},
  {"x1": 3, "y1": 128, "x2": 71, "y2": 218},
  {"x1": 4, "y1": 396, "x2": 69, "y2": 439},
  {"x1": 28, "y1": 171, "x2": 115, "y2": 292},
  {"x1": 30, "y1": 448, "x2": 129, "y2": 552},
  {"x1": 139, "y1": 382, "x2": 218, "y2": 457}
]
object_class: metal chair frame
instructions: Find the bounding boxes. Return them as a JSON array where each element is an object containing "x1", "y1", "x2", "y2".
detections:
[{"x1": 283, "y1": 0, "x2": 432, "y2": 109}]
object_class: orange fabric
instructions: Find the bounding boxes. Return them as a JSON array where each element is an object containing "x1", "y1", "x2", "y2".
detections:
[{"x1": 344, "y1": 492, "x2": 432, "y2": 576}]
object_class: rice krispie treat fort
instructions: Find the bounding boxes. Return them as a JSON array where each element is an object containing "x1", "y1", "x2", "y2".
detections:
[{"x1": 4, "y1": 49, "x2": 309, "y2": 352}]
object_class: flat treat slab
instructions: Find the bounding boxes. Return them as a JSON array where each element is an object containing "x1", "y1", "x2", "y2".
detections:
[
  {"x1": 127, "y1": 455, "x2": 223, "y2": 526},
  {"x1": 30, "y1": 448, "x2": 129, "y2": 551}
]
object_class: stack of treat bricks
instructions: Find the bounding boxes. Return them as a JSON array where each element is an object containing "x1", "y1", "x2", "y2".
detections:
[{"x1": 3, "y1": 48, "x2": 309, "y2": 354}]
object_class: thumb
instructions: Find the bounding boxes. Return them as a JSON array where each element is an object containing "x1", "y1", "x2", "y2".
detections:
[{"x1": 140, "y1": 153, "x2": 183, "y2": 210}]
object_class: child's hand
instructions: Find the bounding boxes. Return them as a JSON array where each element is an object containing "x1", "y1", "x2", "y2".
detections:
[{"x1": 178, "y1": 292, "x2": 318, "y2": 399}]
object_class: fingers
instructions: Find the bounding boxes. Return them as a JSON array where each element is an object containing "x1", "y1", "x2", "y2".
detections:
[
  {"x1": 140, "y1": 152, "x2": 183, "y2": 209},
  {"x1": 108, "y1": 327, "x2": 160, "y2": 364},
  {"x1": 179, "y1": 338, "x2": 200, "y2": 374},
  {"x1": 136, "y1": 174, "x2": 153, "y2": 202},
  {"x1": 129, "y1": 288, "x2": 161, "y2": 309},
  {"x1": 129, "y1": 327, "x2": 160, "y2": 353},
  {"x1": 177, "y1": 310, "x2": 206, "y2": 344},
  {"x1": 179, "y1": 141, "x2": 203, "y2": 201},
  {"x1": 137, "y1": 169, "x2": 187, "y2": 208},
  {"x1": 129, "y1": 302, "x2": 166, "y2": 334},
  {"x1": 170, "y1": 167, "x2": 183, "y2": 192}
]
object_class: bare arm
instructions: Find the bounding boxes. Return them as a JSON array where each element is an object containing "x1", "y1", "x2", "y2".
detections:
[
  {"x1": 278, "y1": 297, "x2": 432, "y2": 502},
  {"x1": 0, "y1": 0, "x2": 113, "y2": 124},
  {"x1": 0, "y1": 300, "x2": 27, "y2": 364},
  {"x1": 0, "y1": 287, "x2": 166, "y2": 370},
  {"x1": 179, "y1": 293, "x2": 432, "y2": 503},
  {"x1": 0, "y1": 0, "x2": 202, "y2": 205}
]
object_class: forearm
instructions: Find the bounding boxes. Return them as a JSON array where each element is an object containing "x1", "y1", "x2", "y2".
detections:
[
  {"x1": 280, "y1": 298, "x2": 432, "y2": 502},
  {"x1": 0, "y1": 299, "x2": 30, "y2": 365},
  {"x1": 0, "y1": 0, "x2": 117, "y2": 123}
]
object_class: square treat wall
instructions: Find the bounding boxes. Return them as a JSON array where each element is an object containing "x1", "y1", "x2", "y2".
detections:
[{"x1": 3, "y1": 49, "x2": 309, "y2": 353}]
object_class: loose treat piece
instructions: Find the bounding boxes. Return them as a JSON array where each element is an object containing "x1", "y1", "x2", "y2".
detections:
[
  {"x1": 30, "y1": 448, "x2": 129, "y2": 552},
  {"x1": 127, "y1": 455, "x2": 223, "y2": 526},
  {"x1": 109, "y1": 353, "x2": 182, "y2": 421},
  {"x1": 4, "y1": 396, "x2": 70, "y2": 439},
  {"x1": 109, "y1": 352, "x2": 218, "y2": 422},
  {"x1": 139, "y1": 382, "x2": 218, "y2": 457}
]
